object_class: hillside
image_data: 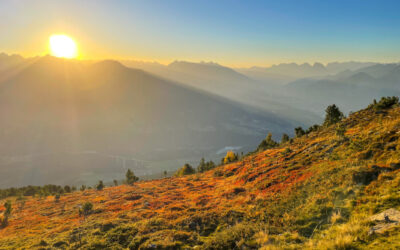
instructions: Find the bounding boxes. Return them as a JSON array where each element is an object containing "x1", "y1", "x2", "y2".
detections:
[
  {"x1": 0, "y1": 55, "x2": 296, "y2": 188},
  {"x1": 1, "y1": 99, "x2": 400, "y2": 249}
]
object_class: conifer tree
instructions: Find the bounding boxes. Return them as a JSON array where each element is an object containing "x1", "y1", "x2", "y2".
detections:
[
  {"x1": 281, "y1": 133, "x2": 290, "y2": 144},
  {"x1": 324, "y1": 104, "x2": 344, "y2": 126},
  {"x1": 126, "y1": 169, "x2": 139, "y2": 185}
]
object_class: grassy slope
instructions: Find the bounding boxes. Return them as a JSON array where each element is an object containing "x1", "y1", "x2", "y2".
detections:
[{"x1": 1, "y1": 106, "x2": 400, "y2": 249}]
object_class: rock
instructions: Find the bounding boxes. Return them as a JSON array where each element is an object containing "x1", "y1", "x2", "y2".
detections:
[
  {"x1": 369, "y1": 208, "x2": 400, "y2": 222},
  {"x1": 369, "y1": 208, "x2": 400, "y2": 234}
]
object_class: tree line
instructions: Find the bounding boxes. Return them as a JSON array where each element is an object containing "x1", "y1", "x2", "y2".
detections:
[
  {"x1": 0, "y1": 169, "x2": 140, "y2": 200},
  {"x1": 175, "y1": 96, "x2": 400, "y2": 176}
]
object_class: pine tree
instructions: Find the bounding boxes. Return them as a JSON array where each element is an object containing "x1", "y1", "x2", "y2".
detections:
[
  {"x1": 197, "y1": 158, "x2": 216, "y2": 173},
  {"x1": 126, "y1": 169, "x2": 139, "y2": 185},
  {"x1": 257, "y1": 133, "x2": 278, "y2": 151},
  {"x1": 324, "y1": 104, "x2": 344, "y2": 126},
  {"x1": 281, "y1": 133, "x2": 290, "y2": 144},
  {"x1": 295, "y1": 127, "x2": 305, "y2": 138}
]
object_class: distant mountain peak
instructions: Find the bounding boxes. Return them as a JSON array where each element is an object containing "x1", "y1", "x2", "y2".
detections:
[
  {"x1": 347, "y1": 71, "x2": 375, "y2": 82},
  {"x1": 93, "y1": 59, "x2": 126, "y2": 69},
  {"x1": 168, "y1": 60, "x2": 223, "y2": 68},
  {"x1": 313, "y1": 62, "x2": 325, "y2": 68}
]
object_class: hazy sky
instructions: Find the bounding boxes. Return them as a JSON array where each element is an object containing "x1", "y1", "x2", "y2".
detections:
[{"x1": 1, "y1": 0, "x2": 399, "y2": 67}]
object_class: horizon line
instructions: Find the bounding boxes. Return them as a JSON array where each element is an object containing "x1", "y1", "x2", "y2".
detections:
[{"x1": 1, "y1": 51, "x2": 399, "y2": 69}]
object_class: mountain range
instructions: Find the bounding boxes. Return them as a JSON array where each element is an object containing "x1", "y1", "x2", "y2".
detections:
[
  {"x1": 122, "y1": 59, "x2": 399, "y2": 116},
  {"x1": 0, "y1": 55, "x2": 296, "y2": 187},
  {"x1": 284, "y1": 63, "x2": 400, "y2": 113}
]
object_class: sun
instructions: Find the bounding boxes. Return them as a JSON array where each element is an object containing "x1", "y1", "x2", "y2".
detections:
[{"x1": 49, "y1": 34, "x2": 78, "y2": 59}]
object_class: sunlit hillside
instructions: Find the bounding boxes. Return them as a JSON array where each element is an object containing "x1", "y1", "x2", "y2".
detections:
[{"x1": 1, "y1": 98, "x2": 400, "y2": 249}]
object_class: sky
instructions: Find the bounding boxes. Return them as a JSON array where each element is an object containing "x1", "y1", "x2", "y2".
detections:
[{"x1": 1, "y1": 0, "x2": 400, "y2": 67}]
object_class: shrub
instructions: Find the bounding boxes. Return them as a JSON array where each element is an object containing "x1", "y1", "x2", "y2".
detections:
[
  {"x1": 257, "y1": 133, "x2": 278, "y2": 151},
  {"x1": 295, "y1": 127, "x2": 305, "y2": 138},
  {"x1": 64, "y1": 185, "x2": 71, "y2": 193},
  {"x1": 4, "y1": 200, "x2": 12, "y2": 216},
  {"x1": 82, "y1": 202, "x2": 93, "y2": 216},
  {"x1": 0, "y1": 215, "x2": 8, "y2": 228},
  {"x1": 281, "y1": 133, "x2": 290, "y2": 144},
  {"x1": 324, "y1": 104, "x2": 344, "y2": 126},
  {"x1": 370, "y1": 96, "x2": 399, "y2": 110},
  {"x1": 175, "y1": 164, "x2": 196, "y2": 177},
  {"x1": 96, "y1": 181, "x2": 104, "y2": 191},
  {"x1": 1, "y1": 201, "x2": 12, "y2": 229},
  {"x1": 113, "y1": 180, "x2": 118, "y2": 186},
  {"x1": 214, "y1": 169, "x2": 224, "y2": 177},
  {"x1": 38, "y1": 240, "x2": 48, "y2": 246},
  {"x1": 202, "y1": 223, "x2": 257, "y2": 249},
  {"x1": 336, "y1": 124, "x2": 346, "y2": 138},
  {"x1": 126, "y1": 169, "x2": 139, "y2": 185},
  {"x1": 223, "y1": 151, "x2": 239, "y2": 164},
  {"x1": 105, "y1": 224, "x2": 139, "y2": 246},
  {"x1": 282, "y1": 148, "x2": 293, "y2": 156},
  {"x1": 23, "y1": 186, "x2": 36, "y2": 196},
  {"x1": 80, "y1": 185, "x2": 86, "y2": 191}
]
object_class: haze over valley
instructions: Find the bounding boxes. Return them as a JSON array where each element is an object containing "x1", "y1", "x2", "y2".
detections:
[{"x1": 0, "y1": 53, "x2": 399, "y2": 187}]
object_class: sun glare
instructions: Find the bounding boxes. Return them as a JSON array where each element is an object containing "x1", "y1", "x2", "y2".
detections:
[{"x1": 49, "y1": 34, "x2": 78, "y2": 59}]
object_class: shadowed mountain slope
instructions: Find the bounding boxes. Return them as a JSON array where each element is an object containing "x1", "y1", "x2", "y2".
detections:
[
  {"x1": 122, "y1": 60, "x2": 322, "y2": 125},
  {"x1": 0, "y1": 56, "x2": 295, "y2": 187}
]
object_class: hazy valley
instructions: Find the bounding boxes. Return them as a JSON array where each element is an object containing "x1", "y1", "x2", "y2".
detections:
[{"x1": 1, "y1": 53, "x2": 399, "y2": 189}]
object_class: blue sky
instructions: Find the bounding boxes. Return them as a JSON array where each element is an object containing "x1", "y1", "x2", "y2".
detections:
[{"x1": 1, "y1": 0, "x2": 399, "y2": 66}]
